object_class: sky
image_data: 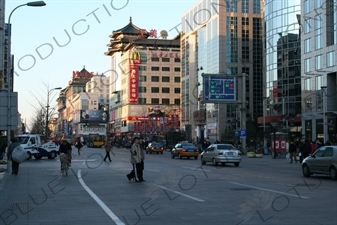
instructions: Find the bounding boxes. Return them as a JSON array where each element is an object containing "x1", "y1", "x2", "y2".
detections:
[{"x1": 5, "y1": 0, "x2": 197, "y2": 129}]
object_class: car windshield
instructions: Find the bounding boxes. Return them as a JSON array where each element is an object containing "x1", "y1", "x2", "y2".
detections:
[
  {"x1": 16, "y1": 137, "x2": 29, "y2": 144},
  {"x1": 217, "y1": 144, "x2": 235, "y2": 150}
]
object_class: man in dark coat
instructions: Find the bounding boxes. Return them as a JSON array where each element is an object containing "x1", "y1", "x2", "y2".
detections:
[
  {"x1": 7, "y1": 138, "x2": 21, "y2": 175},
  {"x1": 288, "y1": 140, "x2": 298, "y2": 163},
  {"x1": 299, "y1": 138, "x2": 311, "y2": 163}
]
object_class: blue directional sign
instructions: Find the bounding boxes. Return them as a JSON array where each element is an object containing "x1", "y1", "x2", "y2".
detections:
[
  {"x1": 203, "y1": 74, "x2": 236, "y2": 102},
  {"x1": 239, "y1": 130, "x2": 247, "y2": 138}
]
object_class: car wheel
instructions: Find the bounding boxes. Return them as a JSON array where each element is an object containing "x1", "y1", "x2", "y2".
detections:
[
  {"x1": 234, "y1": 162, "x2": 239, "y2": 167},
  {"x1": 171, "y1": 153, "x2": 175, "y2": 159},
  {"x1": 329, "y1": 166, "x2": 337, "y2": 180},
  {"x1": 201, "y1": 157, "x2": 206, "y2": 165},
  {"x1": 48, "y1": 151, "x2": 56, "y2": 159},
  {"x1": 302, "y1": 164, "x2": 311, "y2": 177},
  {"x1": 194, "y1": 156, "x2": 198, "y2": 160},
  {"x1": 222, "y1": 162, "x2": 226, "y2": 166},
  {"x1": 179, "y1": 153, "x2": 182, "y2": 159},
  {"x1": 212, "y1": 158, "x2": 218, "y2": 166}
]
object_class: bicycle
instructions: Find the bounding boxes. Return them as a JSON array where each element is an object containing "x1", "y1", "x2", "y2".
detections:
[{"x1": 60, "y1": 153, "x2": 70, "y2": 176}]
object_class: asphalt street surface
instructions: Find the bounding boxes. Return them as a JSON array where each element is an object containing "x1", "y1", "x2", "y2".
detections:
[{"x1": 0, "y1": 146, "x2": 336, "y2": 225}]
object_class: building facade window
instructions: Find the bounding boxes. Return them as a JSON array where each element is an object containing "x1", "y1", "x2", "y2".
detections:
[
  {"x1": 139, "y1": 66, "x2": 146, "y2": 71},
  {"x1": 242, "y1": 0, "x2": 249, "y2": 13},
  {"x1": 315, "y1": 0, "x2": 322, "y2": 9},
  {"x1": 162, "y1": 99, "x2": 170, "y2": 104},
  {"x1": 174, "y1": 99, "x2": 180, "y2": 105},
  {"x1": 315, "y1": 55, "x2": 322, "y2": 70},
  {"x1": 304, "y1": 0, "x2": 310, "y2": 14},
  {"x1": 253, "y1": 0, "x2": 261, "y2": 14},
  {"x1": 151, "y1": 67, "x2": 160, "y2": 71},
  {"x1": 151, "y1": 87, "x2": 159, "y2": 93},
  {"x1": 174, "y1": 67, "x2": 180, "y2": 72},
  {"x1": 151, "y1": 58, "x2": 159, "y2": 62},
  {"x1": 162, "y1": 76, "x2": 170, "y2": 82},
  {"x1": 304, "y1": 19, "x2": 311, "y2": 34},
  {"x1": 139, "y1": 87, "x2": 146, "y2": 93},
  {"x1": 162, "y1": 67, "x2": 170, "y2": 71},
  {"x1": 174, "y1": 88, "x2": 180, "y2": 93},
  {"x1": 139, "y1": 75, "x2": 147, "y2": 82},
  {"x1": 174, "y1": 77, "x2": 180, "y2": 82},
  {"x1": 304, "y1": 38, "x2": 311, "y2": 53},
  {"x1": 162, "y1": 58, "x2": 170, "y2": 62},
  {"x1": 162, "y1": 87, "x2": 170, "y2": 93},
  {"x1": 151, "y1": 76, "x2": 159, "y2": 82},
  {"x1": 304, "y1": 58, "x2": 311, "y2": 73},
  {"x1": 327, "y1": 51, "x2": 335, "y2": 67},
  {"x1": 226, "y1": 16, "x2": 238, "y2": 63},
  {"x1": 226, "y1": 0, "x2": 237, "y2": 12},
  {"x1": 174, "y1": 58, "x2": 180, "y2": 63},
  {"x1": 139, "y1": 98, "x2": 146, "y2": 104},
  {"x1": 315, "y1": 14, "x2": 322, "y2": 50},
  {"x1": 151, "y1": 98, "x2": 159, "y2": 104}
]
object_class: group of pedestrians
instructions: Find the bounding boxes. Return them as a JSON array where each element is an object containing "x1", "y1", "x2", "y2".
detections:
[{"x1": 288, "y1": 137, "x2": 333, "y2": 164}]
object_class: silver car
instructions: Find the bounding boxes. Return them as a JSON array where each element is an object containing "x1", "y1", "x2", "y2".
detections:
[
  {"x1": 201, "y1": 144, "x2": 242, "y2": 166},
  {"x1": 302, "y1": 145, "x2": 337, "y2": 180}
]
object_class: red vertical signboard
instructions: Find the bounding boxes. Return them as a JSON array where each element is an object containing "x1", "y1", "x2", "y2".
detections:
[{"x1": 129, "y1": 51, "x2": 141, "y2": 103}]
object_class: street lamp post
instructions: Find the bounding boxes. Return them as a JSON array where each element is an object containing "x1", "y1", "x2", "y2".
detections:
[
  {"x1": 321, "y1": 86, "x2": 327, "y2": 143},
  {"x1": 45, "y1": 87, "x2": 62, "y2": 138},
  {"x1": 6, "y1": 1, "x2": 46, "y2": 146}
]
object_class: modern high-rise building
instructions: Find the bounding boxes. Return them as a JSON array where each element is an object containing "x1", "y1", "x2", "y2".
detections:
[
  {"x1": 301, "y1": 0, "x2": 337, "y2": 143},
  {"x1": 105, "y1": 18, "x2": 181, "y2": 141},
  {"x1": 259, "y1": 0, "x2": 303, "y2": 140},
  {"x1": 181, "y1": 0, "x2": 264, "y2": 143}
]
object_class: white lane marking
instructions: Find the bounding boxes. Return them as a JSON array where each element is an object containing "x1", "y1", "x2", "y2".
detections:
[
  {"x1": 153, "y1": 184, "x2": 205, "y2": 202},
  {"x1": 77, "y1": 170, "x2": 125, "y2": 225},
  {"x1": 229, "y1": 181, "x2": 310, "y2": 199}
]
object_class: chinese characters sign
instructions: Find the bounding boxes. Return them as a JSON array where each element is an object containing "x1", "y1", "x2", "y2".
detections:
[{"x1": 129, "y1": 51, "x2": 141, "y2": 103}]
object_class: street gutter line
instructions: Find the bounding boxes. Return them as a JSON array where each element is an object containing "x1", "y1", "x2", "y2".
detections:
[
  {"x1": 77, "y1": 170, "x2": 125, "y2": 225},
  {"x1": 229, "y1": 181, "x2": 310, "y2": 199},
  {"x1": 153, "y1": 184, "x2": 205, "y2": 202}
]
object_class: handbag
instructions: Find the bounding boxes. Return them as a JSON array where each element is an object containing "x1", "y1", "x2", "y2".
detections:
[{"x1": 11, "y1": 145, "x2": 29, "y2": 163}]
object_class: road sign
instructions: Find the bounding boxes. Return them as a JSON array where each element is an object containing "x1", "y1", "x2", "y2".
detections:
[
  {"x1": 239, "y1": 130, "x2": 247, "y2": 138},
  {"x1": 203, "y1": 74, "x2": 236, "y2": 102}
]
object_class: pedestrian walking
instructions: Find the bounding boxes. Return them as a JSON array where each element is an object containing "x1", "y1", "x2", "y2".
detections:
[
  {"x1": 288, "y1": 140, "x2": 297, "y2": 163},
  {"x1": 299, "y1": 138, "x2": 311, "y2": 163},
  {"x1": 126, "y1": 137, "x2": 143, "y2": 182},
  {"x1": 75, "y1": 137, "x2": 83, "y2": 155},
  {"x1": 6, "y1": 138, "x2": 21, "y2": 175},
  {"x1": 103, "y1": 140, "x2": 112, "y2": 162}
]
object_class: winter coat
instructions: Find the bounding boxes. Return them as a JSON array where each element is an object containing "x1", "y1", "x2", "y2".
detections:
[
  {"x1": 289, "y1": 142, "x2": 297, "y2": 153},
  {"x1": 130, "y1": 143, "x2": 142, "y2": 164}
]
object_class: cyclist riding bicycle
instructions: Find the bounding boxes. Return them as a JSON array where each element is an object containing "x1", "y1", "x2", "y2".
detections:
[{"x1": 59, "y1": 139, "x2": 72, "y2": 169}]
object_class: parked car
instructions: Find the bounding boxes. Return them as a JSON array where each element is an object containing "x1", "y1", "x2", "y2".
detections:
[
  {"x1": 302, "y1": 145, "x2": 337, "y2": 180},
  {"x1": 171, "y1": 143, "x2": 199, "y2": 159},
  {"x1": 146, "y1": 142, "x2": 164, "y2": 154},
  {"x1": 200, "y1": 144, "x2": 242, "y2": 166}
]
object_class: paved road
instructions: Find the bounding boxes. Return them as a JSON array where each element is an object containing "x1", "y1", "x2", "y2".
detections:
[{"x1": 0, "y1": 146, "x2": 336, "y2": 225}]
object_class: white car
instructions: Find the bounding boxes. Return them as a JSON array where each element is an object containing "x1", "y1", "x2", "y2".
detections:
[{"x1": 201, "y1": 144, "x2": 242, "y2": 166}]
